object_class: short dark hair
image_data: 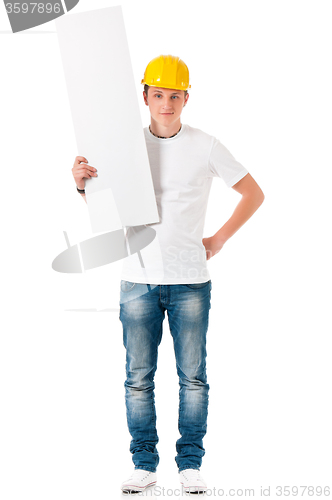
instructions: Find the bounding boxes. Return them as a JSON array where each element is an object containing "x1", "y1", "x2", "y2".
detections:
[{"x1": 144, "y1": 84, "x2": 188, "y2": 98}]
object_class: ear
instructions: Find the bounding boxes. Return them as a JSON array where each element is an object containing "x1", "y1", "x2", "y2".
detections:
[
  {"x1": 183, "y1": 93, "x2": 189, "y2": 106},
  {"x1": 143, "y1": 91, "x2": 149, "y2": 106}
]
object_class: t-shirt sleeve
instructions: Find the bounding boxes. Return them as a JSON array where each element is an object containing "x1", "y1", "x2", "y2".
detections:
[{"x1": 207, "y1": 137, "x2": 249, "y2": 187}]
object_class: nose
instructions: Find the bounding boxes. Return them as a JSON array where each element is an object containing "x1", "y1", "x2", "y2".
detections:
[{"x1": 162, "y1": 97, "x2": 173, "y2": 109}]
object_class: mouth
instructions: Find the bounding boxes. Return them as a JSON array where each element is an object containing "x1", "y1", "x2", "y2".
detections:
[{"x1": 160, "y1": 112, "x2": 174, "y2": 115}]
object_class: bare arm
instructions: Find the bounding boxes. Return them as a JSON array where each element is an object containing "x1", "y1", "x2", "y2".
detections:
[{"x1": 203, "y1": 173, "x2": 265, "y2": 260}]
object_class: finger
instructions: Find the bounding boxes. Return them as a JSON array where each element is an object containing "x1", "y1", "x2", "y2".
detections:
[
  {"x1": 77, "y1": 168, "x2": 97, "y2": 177},
  {"x1": 74, "y1": 157, "x2": 89, "y2": 167},
  {"x1": 75, "y1": 166, "x2": 96, "y2": 174},
  {"x1": 206, "y1": 249, "x2": 213, "y2": 260},
  {"x1": 73, "y1": 169, "x2": 87, "y2": 176},
  {"x1": 79, "y1": 164, "x2": 97, "y2": 173},
  {"x1": 74, "y1": 170, "x2": 92, "y2": 179},
  {"x1": 82, "y1": 169, "x2": 93, "y2": 177}
]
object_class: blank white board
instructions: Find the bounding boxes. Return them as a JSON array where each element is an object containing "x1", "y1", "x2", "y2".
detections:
[{"x1": 55, "y1": 6, "x2": 159, "y2": 233}]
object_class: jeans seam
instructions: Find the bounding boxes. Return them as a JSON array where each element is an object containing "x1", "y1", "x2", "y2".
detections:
[
  {"x1": 179, "y1": 466, "x2": 200, "y2": 472},
  {"x1": 135, "y1": 466, "x2": 156, "y2": 472}
]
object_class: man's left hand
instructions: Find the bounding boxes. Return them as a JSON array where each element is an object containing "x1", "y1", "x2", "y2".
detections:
[{"x1": 202, "y1": 236, "x2": 224, "y2": 261}]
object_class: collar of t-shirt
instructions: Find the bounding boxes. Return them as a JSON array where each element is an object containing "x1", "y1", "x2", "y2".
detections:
[{"x1": 146, "y1": 123, "x2": 187, "y2": 143}]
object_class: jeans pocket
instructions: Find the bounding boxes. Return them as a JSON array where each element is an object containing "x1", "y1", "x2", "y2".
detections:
[
  {"x1": 185, "y1": 280, "x2": 211, "y2": 289},
  {"x1": 120, "y1": 280, "x2": 136, "y2": 292}
]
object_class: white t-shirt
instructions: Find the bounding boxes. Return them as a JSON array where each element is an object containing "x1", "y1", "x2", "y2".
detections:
[{"x1": 120, "y1": 123, "x2": 249, "y2": 284}]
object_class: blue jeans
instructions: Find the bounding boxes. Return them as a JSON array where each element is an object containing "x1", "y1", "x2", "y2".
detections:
[{"x1": 119, "y1": 280, "x2": 212, "y2": 472}]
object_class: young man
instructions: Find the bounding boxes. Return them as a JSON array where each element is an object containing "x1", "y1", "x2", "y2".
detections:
[{"x1": 72, "y1": 55, "x2": 264, "y2": 494}]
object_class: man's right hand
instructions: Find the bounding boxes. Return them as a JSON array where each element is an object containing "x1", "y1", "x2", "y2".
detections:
[{"x1": 72, "y1": 156, "x2": 98, "y2": 190}]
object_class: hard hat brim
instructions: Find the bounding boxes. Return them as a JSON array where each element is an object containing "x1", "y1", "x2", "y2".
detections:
[{"x1": 141, "y1": 80, "x2": 191, "y2": 91}]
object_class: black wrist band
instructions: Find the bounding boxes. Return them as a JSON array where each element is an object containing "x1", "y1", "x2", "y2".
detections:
[{"x1": 76, "y1": 186, "x2": 85, "y2": 194}]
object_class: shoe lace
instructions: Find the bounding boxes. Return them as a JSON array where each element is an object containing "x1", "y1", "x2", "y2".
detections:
[
  {"x1": 182, "y1": 469, "x2": 201, "y2": 481},
  {"x1": 130, "y1": 469, "x2": 151, "y2": 482}
]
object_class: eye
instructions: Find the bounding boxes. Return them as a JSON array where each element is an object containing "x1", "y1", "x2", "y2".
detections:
[{"x1": 171, "y1": 96, "x2": 179, "y2": 99}]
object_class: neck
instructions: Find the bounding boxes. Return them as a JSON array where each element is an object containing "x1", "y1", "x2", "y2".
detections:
[{"x1": 150, "y1": 117, "x2": 182, "y2": 138}]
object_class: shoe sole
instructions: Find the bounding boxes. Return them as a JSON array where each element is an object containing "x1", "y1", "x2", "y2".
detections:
[
  {"x1": 121, "y1": 480, "x2": 157, "y2": 493},
  {"x1": 180, "y1": 482, "x2": 207, "y2": 494}
]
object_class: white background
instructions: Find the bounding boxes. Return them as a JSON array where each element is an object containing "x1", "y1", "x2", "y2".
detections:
[{"x1": 0, "y1": 0, "x2": 331, "y2": 498}]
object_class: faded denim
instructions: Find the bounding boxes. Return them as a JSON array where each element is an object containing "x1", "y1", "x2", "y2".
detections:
[{"x1": 119, "y1": 280, "x2": 212, "y2": 472}]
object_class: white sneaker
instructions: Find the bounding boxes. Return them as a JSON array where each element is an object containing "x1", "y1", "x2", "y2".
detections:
[
  {"x1": 179, "y1": 468, "x2": 207, "y2": 493},
  {"x1": 121, "y1": 469, "x2": 157, "y2": 493}
]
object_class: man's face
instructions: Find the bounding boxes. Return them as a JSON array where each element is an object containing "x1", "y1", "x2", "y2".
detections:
[{"x1": 143, "y1": 87, "x2": 189, "y2": 127}]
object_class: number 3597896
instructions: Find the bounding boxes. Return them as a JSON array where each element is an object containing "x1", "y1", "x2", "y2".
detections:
[{"x1": 5, "y1": 3, "x2": 62, "y2": 14}]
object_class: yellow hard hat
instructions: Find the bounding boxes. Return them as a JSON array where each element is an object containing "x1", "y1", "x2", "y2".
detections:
[{"x1": 141, "y1": 55, "x2": 191, "y2": 91}]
